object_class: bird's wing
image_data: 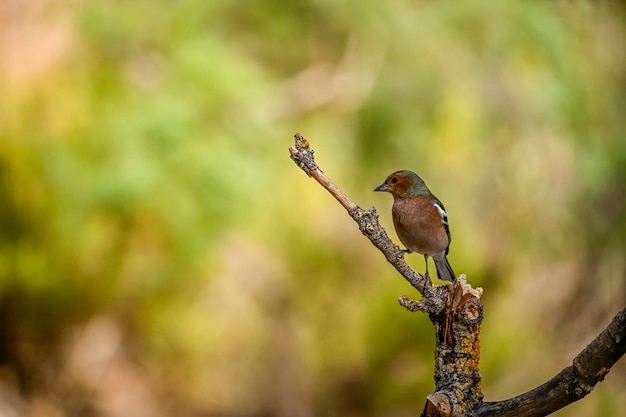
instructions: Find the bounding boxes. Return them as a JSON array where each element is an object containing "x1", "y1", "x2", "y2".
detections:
[{"x1": 431, "y1": 198, "x2": 451, "y2": 248}]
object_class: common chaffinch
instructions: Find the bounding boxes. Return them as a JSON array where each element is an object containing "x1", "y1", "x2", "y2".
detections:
[{"x1": 374, "y1": 170, "x2": 456, "y2": 282}]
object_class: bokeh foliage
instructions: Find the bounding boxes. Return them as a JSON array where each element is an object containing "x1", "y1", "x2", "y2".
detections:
[{"x1": 0, "y1": 0, "x2": 624, "y2": 416}]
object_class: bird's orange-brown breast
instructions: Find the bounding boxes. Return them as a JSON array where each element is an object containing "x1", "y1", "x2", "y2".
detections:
[{"x1": 391, "y1": 195, "x2": 450, "y2": 256}]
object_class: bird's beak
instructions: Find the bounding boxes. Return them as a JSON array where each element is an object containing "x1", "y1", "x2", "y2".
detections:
[{"x1": 374, "y1": 182, "x2": 390, "y2": 192}]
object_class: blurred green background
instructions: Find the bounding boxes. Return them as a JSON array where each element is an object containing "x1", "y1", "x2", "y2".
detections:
[{"x1": 1, "y1": 0, "x2": 625, "y2": 416}]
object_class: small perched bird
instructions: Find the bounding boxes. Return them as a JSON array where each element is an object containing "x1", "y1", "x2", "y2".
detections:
[{"x1": 374, "y1": 170, "x2": 456, "y2": 282}]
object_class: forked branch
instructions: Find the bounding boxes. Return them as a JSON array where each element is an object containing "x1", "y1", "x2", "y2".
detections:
[
  {"x1": 288, "y1": 132, "x2": 625, "y2": 417},
  {"x1": 289, "y1": 132, "x2": 482, "y2": 415}
]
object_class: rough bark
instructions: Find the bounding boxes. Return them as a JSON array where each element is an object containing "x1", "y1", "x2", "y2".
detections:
[{"x1": 288, "y1": 132, "x2": 625, "y2": 417}]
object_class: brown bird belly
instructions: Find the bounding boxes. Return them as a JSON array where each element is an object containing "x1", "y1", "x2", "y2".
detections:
[{"x1": 392, "y1": 197, "x2": 449, "y2": 256}]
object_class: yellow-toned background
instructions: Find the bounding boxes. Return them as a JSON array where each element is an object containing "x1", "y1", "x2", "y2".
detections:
[{"x1": 1, "y1": 1, "x2": 624, "y2": 416}]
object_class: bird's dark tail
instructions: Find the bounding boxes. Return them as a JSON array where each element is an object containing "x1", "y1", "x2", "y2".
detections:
[{"x1": 434, "y1": 256, "x2": 456, "y2": 282}]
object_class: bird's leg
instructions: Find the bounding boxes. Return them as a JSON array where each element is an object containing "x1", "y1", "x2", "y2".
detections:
[{"x1": 423, "y1": 254, "x2": 430, "y2": 277}]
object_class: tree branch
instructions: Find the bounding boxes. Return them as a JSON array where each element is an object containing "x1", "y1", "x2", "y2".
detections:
[
  {"x1": 289, "y1": 132, "x2": 483, "y2": 416},
  {"x1": 287, "y1": 132, "x2": 625, "y2": 416},
  {"x1": 475, "y1": 307, "x2": 626, "y2": 417}
]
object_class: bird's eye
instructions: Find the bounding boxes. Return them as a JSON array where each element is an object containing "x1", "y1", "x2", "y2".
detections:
[{"x1": 391, "y1": 177, "x2": 399, "y2": 183}]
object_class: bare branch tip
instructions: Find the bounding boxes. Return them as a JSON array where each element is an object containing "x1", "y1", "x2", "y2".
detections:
[
  {"x1": 293, "y1": 132, "x2": 310, "y2": 150},
  {"x1": 398, "y1": 295, "x2": 421, "y2": 312},
  {"x1": 289, "y1": 133, "x2": 317, "y2": 176}
]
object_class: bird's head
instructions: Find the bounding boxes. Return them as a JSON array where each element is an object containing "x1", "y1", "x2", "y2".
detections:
[{"x1": 374, "y1": 170, "x2": 429, "y2": 198}]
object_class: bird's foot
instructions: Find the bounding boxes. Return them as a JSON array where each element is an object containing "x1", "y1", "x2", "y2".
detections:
[
  {"x1": 421, "y1": 272, "x2": 434, "y2": 293},
  {"x1": 396, "y1": 248, "x2": 410, "y2": 260}
]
